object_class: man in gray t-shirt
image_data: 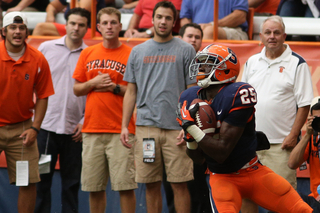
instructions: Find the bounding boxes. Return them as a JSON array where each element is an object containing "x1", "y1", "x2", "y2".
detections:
[{"x1": 121, "y1": 1, "x2": 196, "y2": 213}]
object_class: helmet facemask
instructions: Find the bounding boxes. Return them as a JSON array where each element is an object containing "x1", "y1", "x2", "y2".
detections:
[{"x1": 189, "y1": 52, "x2": 234, "y2": 88}]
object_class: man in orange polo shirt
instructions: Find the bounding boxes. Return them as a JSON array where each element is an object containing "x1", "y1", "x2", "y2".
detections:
[{"x1": 0, "y1": 12, "x2": 54, "y2": 213}]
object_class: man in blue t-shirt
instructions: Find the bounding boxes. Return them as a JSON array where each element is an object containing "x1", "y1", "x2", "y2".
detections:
[{"x1": 180, "y1": 0, "x2": 248, "y2": 40}]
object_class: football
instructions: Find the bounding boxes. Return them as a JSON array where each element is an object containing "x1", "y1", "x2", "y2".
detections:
[{"x1": 190, "y1": 99, "x2": 216, "y2": 136}]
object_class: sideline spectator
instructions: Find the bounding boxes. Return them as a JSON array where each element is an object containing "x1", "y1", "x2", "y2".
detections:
[
  {"x1": 249, "y1": 0, "x2": 280, "y2": 16},
  {"x1": 121, "y1": 2, "x2": 195, "y2": 213},
  {"x1": 73, "y1": 7, "x2": 137, "y2": 213},
  {"x1": 179, "y1": 22, "x2": 203, "y2": 52},
  {"x1": 177, "y1": 43, "x2": 313, "y2": 213},
  {"x1": 1, "y1": 0, "x2": 49, "y2": 13},
  {"x1": 34, "y1": 8, "x2": 89, "y2": 213},
  {"x1": 288, "y1": 96, "x2": 320, "y2": 211},
  {"x1": 32, "y1": 0, "x2": 103, "y2": 38},
  {"x1": 0, "y1": 12, "x2": 54, "y2": 213},
  {"x1": 180, "y1": 0, "x2": 248, "y2": 40},
  {"x1": 123, "y1": 0, "x2": 182, "y2": 38},
  {"x1": 241, "y1": 15, "x2": 313, "y2": 212}
]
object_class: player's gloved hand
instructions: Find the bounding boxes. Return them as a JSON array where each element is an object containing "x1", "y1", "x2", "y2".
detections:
[
  {"x1": 177, "y1": 100, "x2": 205, "y2": 143},
  {"x1": 176, "y1": 100, "x2": 199, "y2": 132},
  {"x1": 184, "y1": 132, "x2": 195, "y2": 142},
  {"x1": 185, "y1": 132, "x2": 198, "y2": 150}
]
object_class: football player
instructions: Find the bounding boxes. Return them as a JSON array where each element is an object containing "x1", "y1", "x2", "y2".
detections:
[{"x1": 176, "y1": 44, "x2": 313, "y2": 213}]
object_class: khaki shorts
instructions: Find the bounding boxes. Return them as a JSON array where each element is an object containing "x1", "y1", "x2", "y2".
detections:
[
  {"x1": 257, "y1": 143, "x2": 297, "y2": 189},
  {"x1": 81, "y1": 133, "x2": 137, "y2": 192},
  {"x1": 0, "y1": 119, "x2": 40, "y2": 184},
  {"x1": 223, "y1": 27, "x2": 248, "y2": 40},
  {"x1": 135, "y1": 126, "x2": 193, "y2": 183}
]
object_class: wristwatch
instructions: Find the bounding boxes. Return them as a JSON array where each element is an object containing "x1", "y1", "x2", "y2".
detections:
[
  {"x1": 145, "y1": 29, "x2": 152, "y2": 37},
  {"x1": 113, "y1": 84, "x2": 120, "y2": 94}
]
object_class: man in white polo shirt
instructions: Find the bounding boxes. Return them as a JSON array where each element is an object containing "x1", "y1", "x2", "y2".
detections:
[{"x1": 241, "y1": 15, "x2": 313, "y2": 212}]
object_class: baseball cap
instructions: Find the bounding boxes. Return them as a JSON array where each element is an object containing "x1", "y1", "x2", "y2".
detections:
[
  {"x1": 2, "y1": 12, "x2": 28, "y2": 28},
  {"x1": 311, "y1": 96, "x2": 320, "y2": 111}
]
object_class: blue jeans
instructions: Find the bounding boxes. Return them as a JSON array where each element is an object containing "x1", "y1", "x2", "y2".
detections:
[
  {"x1": 278, "y1": 0, "x2": 313, "y2": 17},
  {"x1": 278, "y1": 0, "x2": 316, "y2": 41},
  {"x1": 34, "y1": 129, "x2": 82, "y2": 213}
]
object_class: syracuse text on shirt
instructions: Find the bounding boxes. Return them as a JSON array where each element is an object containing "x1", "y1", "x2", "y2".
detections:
[
  {"x1": 86, "y1": 59, "x2": 126, "y2": 75},
  {"x1": 143, "y1": 55, "x2": 176, "y2": 64}
]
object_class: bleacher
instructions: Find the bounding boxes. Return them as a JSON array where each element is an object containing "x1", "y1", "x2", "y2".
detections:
[
  {"x1": 252, "y1": 16, "x2": 320, "y2": 40},
  {"x1": 1, "y1": 11, "x2": 133, "y2": 32},
  {"x1": 3, "y1": 10, "x2": 320, "y2": 40}
]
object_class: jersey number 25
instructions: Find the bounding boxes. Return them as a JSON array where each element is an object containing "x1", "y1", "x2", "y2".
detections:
[{"x1": 240, "y1": 88, "x2": 257, "y2": 105}]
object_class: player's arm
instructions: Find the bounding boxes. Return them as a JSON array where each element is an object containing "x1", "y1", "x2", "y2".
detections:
[
  {"x1": 183, "y1": 117, "x2": 244, "y2": 164},
  {"x1": 199, "y1": 121, "x2": 244, "y2": 163},
  {"x1": 179, "y1": 112, "x2": 243, "y2": 164},
  {"x1": 186, "y1": 145, "x2": 206, "y2": 165},
  {"x1": 282, "y1": 105, "x2": 310, "y2": 150},
  {"x1": 178, "y1": 101, "x2": 249, "y2": 163},
  {"x1": 176, "y1": 100, "x2": 221, "y2": 163},
  {"x1": 199, "y1": 105, "x2": 252, "y2": 163},
  {"x1": 288, "y1": 115, "x2": 313, "y2": 169},
  {"x1": 176, "y1": 105, "x2": 205, "y2": 164}
]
